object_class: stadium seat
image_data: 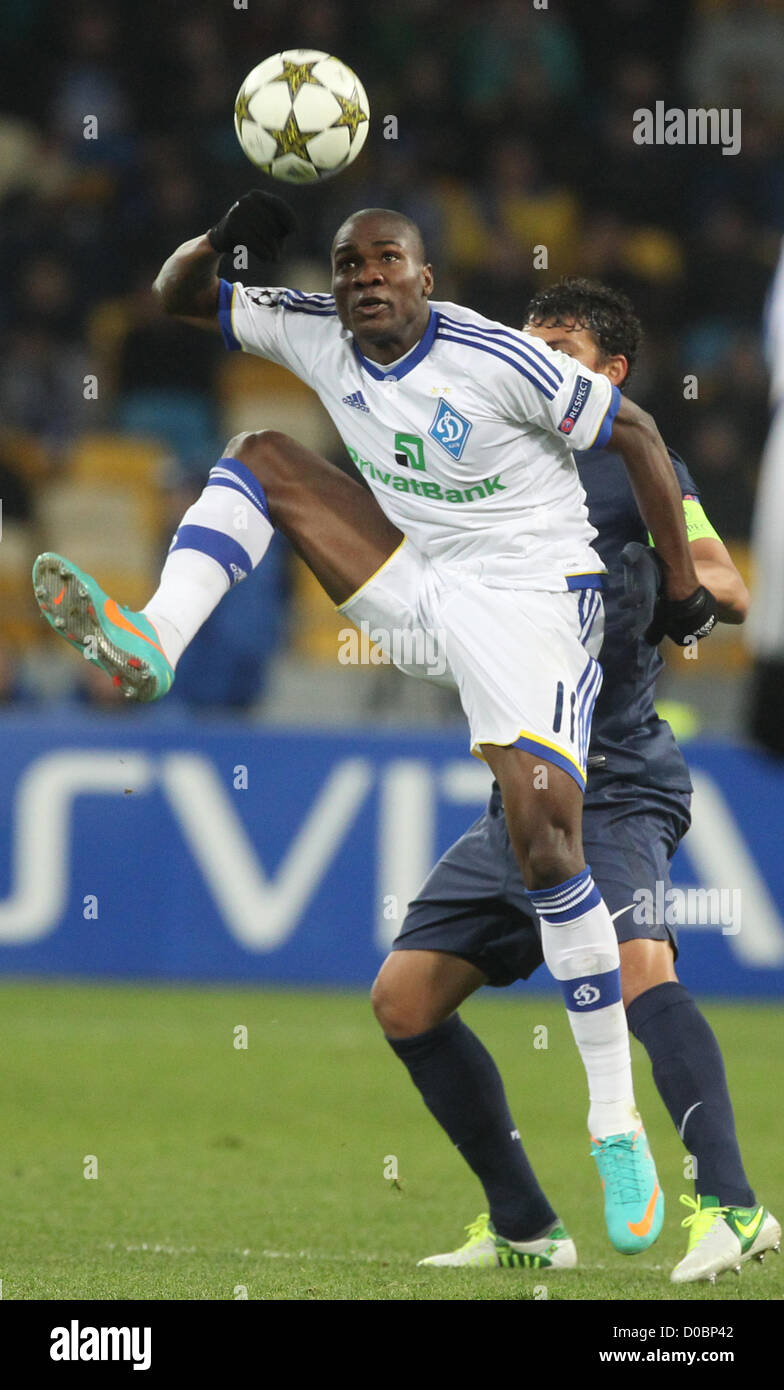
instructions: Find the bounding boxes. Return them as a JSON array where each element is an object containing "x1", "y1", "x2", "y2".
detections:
[
  {"x1": 36, "y1": 480, "x2": 159, "y2": 612},
  {"x1": 116, "y1": 390, "x2": 218, "y2": 461},
  {"x1": 68, "y1": 432, "x2": 168, "y2": 489},
  {"x1": 0, "y1": 427, "x2": 50, "y2": 483},
  {"x1": 0, "y1": 520, "x2": 43, "y2": 645},
  {"x1": 288, "y1": 556, "x2": 348, "y2": 665},
  {"x1": 66, "y1": 433, "x2": 166, "y2": 541},
  {"x1": 218, "y1": 355, "x2": 340, "y2": 455},
  {"x1": 86, "y1": 298, "x2": 134, "y2": 400}
]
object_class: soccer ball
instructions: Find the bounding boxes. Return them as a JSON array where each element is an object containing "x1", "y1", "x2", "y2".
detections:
[{"x1": 234, "y1": 49, "x2": 370, "y2": 183}]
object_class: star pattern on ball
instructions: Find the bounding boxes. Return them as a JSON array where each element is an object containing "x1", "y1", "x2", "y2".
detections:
[
  {"x1": 234, "y1": 85, "x2": 251, "y2": 129},
  {"x1": 271, "y1": 59, "x2": 322, "y2": 101},
  {"x1": 269, "y1": 112, "x2": 313, "y2": 161},
  {"x1": 332, "y1": 92, "x2": 369, "y2": 140}
]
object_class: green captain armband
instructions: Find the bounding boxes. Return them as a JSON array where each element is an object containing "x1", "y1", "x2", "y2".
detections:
[{"x1": 648, "y1": 496, "x2": 722, "y2": 547}]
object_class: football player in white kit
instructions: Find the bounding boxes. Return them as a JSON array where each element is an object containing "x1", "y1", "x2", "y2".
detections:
[{"x1": 33, "y1": 193, "x2": 719, "y2": 1256}]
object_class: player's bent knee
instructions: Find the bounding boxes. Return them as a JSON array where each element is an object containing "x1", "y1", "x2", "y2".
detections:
[
  {"x1": 370, "y1": 972, "x2": 408, "y2": 1036},
  {"x1": 225, "y1": 428, "x2": 296, "y2": 463},
  {"x1": 524, "y1": 833, "x2": 582, "y2": 889},
  {"x1": 619, "y1": 938, "x2": 678, "y2": 1009},
  {"x1": 370, "y1": 967, "x2": 437, "y2": 1038},
  {"x1": 224, "y1": 429, "x2": 257, "y2": 458}
]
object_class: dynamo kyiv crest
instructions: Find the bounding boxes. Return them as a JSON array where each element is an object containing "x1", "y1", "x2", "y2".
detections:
[{"x1": 428, "y1": 398, "x2": 472, "y2": 460}]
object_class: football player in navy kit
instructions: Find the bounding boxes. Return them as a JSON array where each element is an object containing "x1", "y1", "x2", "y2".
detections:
[{"x1": 372, "y1": 278, "x2": 780, "y2": 1283}]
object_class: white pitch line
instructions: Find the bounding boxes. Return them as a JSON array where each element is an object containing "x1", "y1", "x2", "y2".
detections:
[{"x1": 106, "y1": 1241, "x2": 668, "y2": 1274}]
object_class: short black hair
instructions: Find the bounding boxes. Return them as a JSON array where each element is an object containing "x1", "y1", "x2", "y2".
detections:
[
  {"x1": 332, "y1": 208, "x2": 426, "y2": 265},
  {"x1": 525, "y1": 276, "x2": 642, "y2": 385}
]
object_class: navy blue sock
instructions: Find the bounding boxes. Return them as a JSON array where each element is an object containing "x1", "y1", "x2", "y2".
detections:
[
  {"x1": 627, "y1": 982, "x2": 754, "y2": 1207},
  {"x1": 387, "y1": 1013, "x2": 557, "y2": 1240}
]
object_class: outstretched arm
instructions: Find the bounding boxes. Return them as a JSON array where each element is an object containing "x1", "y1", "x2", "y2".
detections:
[
  {"x1": 153, "y1": 233, "x2": 221, "y2": 326},
  {"x1": 152, "y1": 191, "x2": 297, "y2": 329}
]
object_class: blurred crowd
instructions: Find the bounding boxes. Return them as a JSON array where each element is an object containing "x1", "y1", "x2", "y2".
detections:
[{"x1": 0, "y1": 0, "x2": 782, "y2": 710}]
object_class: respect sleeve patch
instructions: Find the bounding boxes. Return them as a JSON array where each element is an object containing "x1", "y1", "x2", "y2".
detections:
[{"x1": 558, "y1": 375, "x2": 592, "y2": 434}]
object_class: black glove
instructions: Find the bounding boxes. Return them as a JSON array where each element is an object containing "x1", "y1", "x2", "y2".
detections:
[
  {"x1": 208, "y1": 190, "x2": 298, "y2": 261},
  {"x1": 618, "y1": 541, "x2": 718, "y2": 647},
  {"x1": 617, "y1": 541, "x2": 663, "y2": 640},
  {"x1": 648, "y1": 585, "x2": 718, "y2": 647}
]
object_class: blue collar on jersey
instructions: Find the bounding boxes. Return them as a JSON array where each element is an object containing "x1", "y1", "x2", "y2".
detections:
[{"x1": 352, "y1": 307, "x2": 439, "y2": 381}]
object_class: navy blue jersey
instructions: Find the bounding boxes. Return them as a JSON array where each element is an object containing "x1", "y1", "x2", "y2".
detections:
[{"x1": 575, "y1": 446, "x2": 697, "y2": 794}]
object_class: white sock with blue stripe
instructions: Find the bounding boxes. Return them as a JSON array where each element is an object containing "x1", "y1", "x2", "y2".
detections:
[
  {"x1": 530, "y1": 868, "x2": 638, "y2": 1140},
  {"x1": 143, "y1": 457, "x2": 273, "y2": 667}
]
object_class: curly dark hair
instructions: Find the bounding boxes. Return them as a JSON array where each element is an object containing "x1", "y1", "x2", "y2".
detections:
[{"x1": 525, "y1": 276, "x2": 643, "y2": 386}]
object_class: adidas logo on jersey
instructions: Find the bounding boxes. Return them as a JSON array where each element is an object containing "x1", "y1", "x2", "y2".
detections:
[
  {"x1": 229, "y1": 563, "x2": 248, "y2": 585},
  {"x1": 342, "y1": 391, "x2": 370, "y2": 413}
]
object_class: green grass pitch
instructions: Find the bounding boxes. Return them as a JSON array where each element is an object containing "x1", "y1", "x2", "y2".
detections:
[{"x1": 0, "y1": 980, "x2": 781, "y2": 1301}]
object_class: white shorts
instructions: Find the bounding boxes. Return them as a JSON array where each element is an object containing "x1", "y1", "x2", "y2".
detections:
[{"x1": 338, "y1": 538, "x2": 604, "y2": 790}]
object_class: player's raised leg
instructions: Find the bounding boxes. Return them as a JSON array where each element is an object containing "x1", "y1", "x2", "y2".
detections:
[
  {"x1": 33, "y1": 553, "x2": 177, "y2": 703},
  {"x1": 33, "y1": 429, "x2": 403, "y2": 697},
  {"x1": 480, "y1": 743, "x2": 663, "y2": 1254},
  {"x1": 371, "y1": 949, "x2": 577, "y2": 1269}
]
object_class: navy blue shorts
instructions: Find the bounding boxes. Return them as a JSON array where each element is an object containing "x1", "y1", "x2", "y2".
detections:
[{"x1": 392, "y1": 780, "x2": 691, "y2": 987}]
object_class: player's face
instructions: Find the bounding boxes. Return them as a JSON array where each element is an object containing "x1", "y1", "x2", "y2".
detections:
[
  {"x1": 331, "y1": 215, "x2": 433, "y2": 362},
  {"x1": 524, "y1": 318, "x2": 629, "y2": 390}
]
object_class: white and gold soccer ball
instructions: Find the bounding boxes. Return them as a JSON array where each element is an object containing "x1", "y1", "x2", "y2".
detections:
[{"x1": 234, "y1": 49, "x2": 370, "y2": 183}]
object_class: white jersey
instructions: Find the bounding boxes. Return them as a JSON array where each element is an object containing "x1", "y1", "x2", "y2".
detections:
[{"x1": 219, "y1": 281, "x2": 622, "y2": 590}]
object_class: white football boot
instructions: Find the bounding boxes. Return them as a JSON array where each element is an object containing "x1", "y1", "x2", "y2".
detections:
[
  {"x1": 418, "y1": 1213, "x2": 577, "y2": 1269},
  {"x1": 671, "y1": 1193, "x2": 781, "y2": 1284}
]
